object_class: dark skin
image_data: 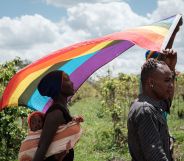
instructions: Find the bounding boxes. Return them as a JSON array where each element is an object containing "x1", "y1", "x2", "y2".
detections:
[
  {"x1": 160, "y1": 16, "x2": 182, "y2": 74},
  {"x1": 156, "y1": 17, "x2": 182, "y2": 108},
  {"x1": 30, "y1": 115, "x2": 44, "y2": 132},
  {"x1": 32, "y1": 72, "x2": 84, "y2": 161},
  {"x1": 143, "y1": 63, "x2": 173, "y2": 101},
  {"x1": 156, "y1": 17, "x2": 182, "y2": 101},
  {"x1": 141, "y1": 62, "x2": 175, "y2": 160},
  {"x1": 159, "y1": 49, "x2": 177, "y2": 72},
  {"x1": 165, "y1": 17, "x2": 183, "y2": 49}
]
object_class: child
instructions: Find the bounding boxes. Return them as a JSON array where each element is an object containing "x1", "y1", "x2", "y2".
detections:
[{"x1": 27, "y1": 111, "x2": 45, "y2": 132}]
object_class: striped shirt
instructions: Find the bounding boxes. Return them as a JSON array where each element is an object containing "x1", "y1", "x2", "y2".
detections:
[{"x1": 127, "y1": 94, "x2": 173, "y2": 161}]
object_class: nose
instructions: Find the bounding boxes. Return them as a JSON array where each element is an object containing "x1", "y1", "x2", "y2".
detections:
[
  {"x1": 70, "y1": 81, "x2": 74, "y2": 86},
  {"x1": 168, "y1": 81, "x2": 174, "y2": 97},
  {"x1": 70, "y1": 81, "x2": 74, "y2": 89},
  {"x1": 169, "y1": 81, "x2": 174, "y2": 88}
]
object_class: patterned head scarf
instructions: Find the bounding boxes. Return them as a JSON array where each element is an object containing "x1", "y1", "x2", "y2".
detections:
[{"x1": 145, "y1": 50, "x2": 160, "y2": 60}]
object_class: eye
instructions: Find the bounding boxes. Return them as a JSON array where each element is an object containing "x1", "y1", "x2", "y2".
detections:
[
  {"x1": 165, "y1": 79, "x2": 170, "y2": 82},
  {"x1": 165, "y1": 77, "x2": 172, "y2": 82}
]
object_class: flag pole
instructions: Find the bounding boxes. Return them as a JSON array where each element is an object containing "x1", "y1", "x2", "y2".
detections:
[{"x1": 161, "y1": 14, "x2": 183, "y2": 51}]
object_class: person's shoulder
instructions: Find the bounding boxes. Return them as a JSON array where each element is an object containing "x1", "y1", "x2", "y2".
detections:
[
  {"x1": 45, "y1": 105, "x2": 64, "y2": 122},
  {"x1": 130, "y1": 98, "x2": 152, "y2": 110},
  {"x1": 129, "y1": 99, "x2": 154, "y2": 118},
  {"x1": 46, "y1": 104, "x2": 64, "y2": 114}
]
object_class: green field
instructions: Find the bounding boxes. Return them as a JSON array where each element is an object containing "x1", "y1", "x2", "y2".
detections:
[
  {"x1": 70, "y1": 97, "x2": 184, "y2": 161},
  {"x1": 70, "y1": 97, "x2": 130, "y2": 161}
]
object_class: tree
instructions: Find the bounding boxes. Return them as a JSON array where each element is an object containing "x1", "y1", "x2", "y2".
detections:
[
  {"x1": 99, "y1": 72, "x2": 138, "y2": 149},
  {"x1": 0, "y1": 58, "x2": 31, "y2": 161}
]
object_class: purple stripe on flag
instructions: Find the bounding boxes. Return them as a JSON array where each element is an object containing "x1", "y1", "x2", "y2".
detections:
[
  {"x1": 70, "y1": 40, "x2": 134, "y2": 90},
  {"x1": 42, "y1": 99, "x2": 53, "y2": 113}
]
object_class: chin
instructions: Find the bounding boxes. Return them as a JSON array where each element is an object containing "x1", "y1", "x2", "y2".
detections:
[{"x1": 66, "y1": 92, "x2": 74, "y2": 97}]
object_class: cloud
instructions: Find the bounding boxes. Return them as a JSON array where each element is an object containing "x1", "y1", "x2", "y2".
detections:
[
  {"x1": 0, "y1": 14, "x2": 90, "y2": 62},
  {"x1": 0, "y1": 15, "x2": 60, "y2": 50},
  {"x1": 65, "y1": 2, "x2": 149, "y2": 37},
  {"x1": 0, "y1": 2, "x2": 148, "y2": 65},
  {"x1": 148, "y1": 0, "x2": 184, "y2": 20}
]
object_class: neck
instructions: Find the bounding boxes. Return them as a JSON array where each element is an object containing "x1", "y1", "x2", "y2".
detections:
[
  {"x1": 53, "y1": 94, "x2": 67, "y2": 106},
  {"x1": 142, "y1": 87, "x2": 160, "y2": 101}
]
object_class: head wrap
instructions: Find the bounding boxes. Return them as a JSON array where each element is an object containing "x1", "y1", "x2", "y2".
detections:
[
  {"x1": 38, "y1": 70, "x2": 64, "y2": 99},
  {"x1": 145, "y1": 50, "x2": 160, "y2": 60}
]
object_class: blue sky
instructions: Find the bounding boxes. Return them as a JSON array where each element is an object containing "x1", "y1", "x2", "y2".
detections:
[
  {"x1": 0, "y1": 0, "x2": 183, "y2": 75},
  {"x1": 124, "y1": 0, "x2": 157, "y2": 15},
  {"x1": 0, "y1": 0, "x2": 157, "y2": 20},
  {"x1": 0, "y1": 0, "x2": 66, "y2": 21}
]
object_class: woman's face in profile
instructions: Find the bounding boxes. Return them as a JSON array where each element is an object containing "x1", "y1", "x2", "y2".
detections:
[{"x1": 61, "y1": 72, "x2": 75, "y2": 96}]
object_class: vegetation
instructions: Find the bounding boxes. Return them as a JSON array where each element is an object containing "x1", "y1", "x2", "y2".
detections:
[
  {"x1": 0, "y1": 58, "x2": 31, "y2": 161},
  {"x1": 0, "y1": 58, "x2": 184, "y2": 161}
]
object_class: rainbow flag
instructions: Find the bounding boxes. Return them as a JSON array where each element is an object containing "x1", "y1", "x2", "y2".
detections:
[{"x1": 0, "y1": 14, "x2": 182, "y2": 112}]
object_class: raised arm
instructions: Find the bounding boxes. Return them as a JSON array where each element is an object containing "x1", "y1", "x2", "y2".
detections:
[
  {"x1": 165, "y1": 17, "x2": 183, "y2": 49},
  {"x1": 159, "y1": 49, "x2": 177, "y2": 72}
]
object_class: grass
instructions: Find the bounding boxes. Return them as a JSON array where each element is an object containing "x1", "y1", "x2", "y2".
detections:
[
  {"x1": 70, "y1": 96, "x2": 184, "y2": 161},
  {"x1": 70, "y1": 97, "x2": 130, "y2": 161},
  {"x1": 70, "y1": 97, "x2": 112, "y2": 161},
  {"x1": 168, "y1": 98, "x2": 184, "y2": 161}
]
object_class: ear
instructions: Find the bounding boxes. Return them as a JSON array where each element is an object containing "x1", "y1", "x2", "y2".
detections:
[{"x1": 148, "y1": 78, "x2": 155, "y2": 88}]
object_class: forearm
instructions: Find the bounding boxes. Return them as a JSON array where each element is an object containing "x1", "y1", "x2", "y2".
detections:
[
  {"x1": 166, "y1": 17, "x2": 183, "y2": 49},
  {"x1": 165, "y1": 34, "x2": 176, "y2": 49},
  {"x1": 33, "y1": 147, "x2": 47, "y2": 161},
  {"x1": 32, "y1": 124, "x2": 58, "y2": 161}
]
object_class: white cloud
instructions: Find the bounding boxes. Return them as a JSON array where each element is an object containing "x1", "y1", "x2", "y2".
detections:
[
  {"x1": 149, "y1": 0, "x2": 184, "y2": 20},
  {"x1": 0, "y1": 14, "x2": 90, "y2": 62},
  {"x1": 66, "y1": 2, "x2": 149, "y2": 37},
  {"x1": 0, "y1": 2, "x2": 148, "y2": 65},
  {"x1": 0, "y1": 15, "x2": 60, "y2": 50}
]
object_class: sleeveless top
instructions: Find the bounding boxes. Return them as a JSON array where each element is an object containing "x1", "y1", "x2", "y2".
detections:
[{"x1": 44, "y1": 104, "x2": 74, "y2": 161}]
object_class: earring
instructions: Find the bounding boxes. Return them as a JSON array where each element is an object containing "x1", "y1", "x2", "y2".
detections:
[{"x1": 150, "y1": 84, "x2": 154, "y2": 88}]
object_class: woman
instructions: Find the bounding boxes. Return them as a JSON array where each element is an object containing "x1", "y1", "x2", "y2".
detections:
[{"x1": 32, "y1": 70, "x2": 84, "y2": 161}]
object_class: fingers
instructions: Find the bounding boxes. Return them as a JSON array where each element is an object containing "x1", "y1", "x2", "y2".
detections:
[
  {"x1": 78, "y1": 116, "x2": 84, "y2": 122},
  {"x1": 73, "y1": 115, "x2": 84, "y2": 123},
  {"x1": 162, "y1": 49, "x2": 177, "y2": 55}
]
